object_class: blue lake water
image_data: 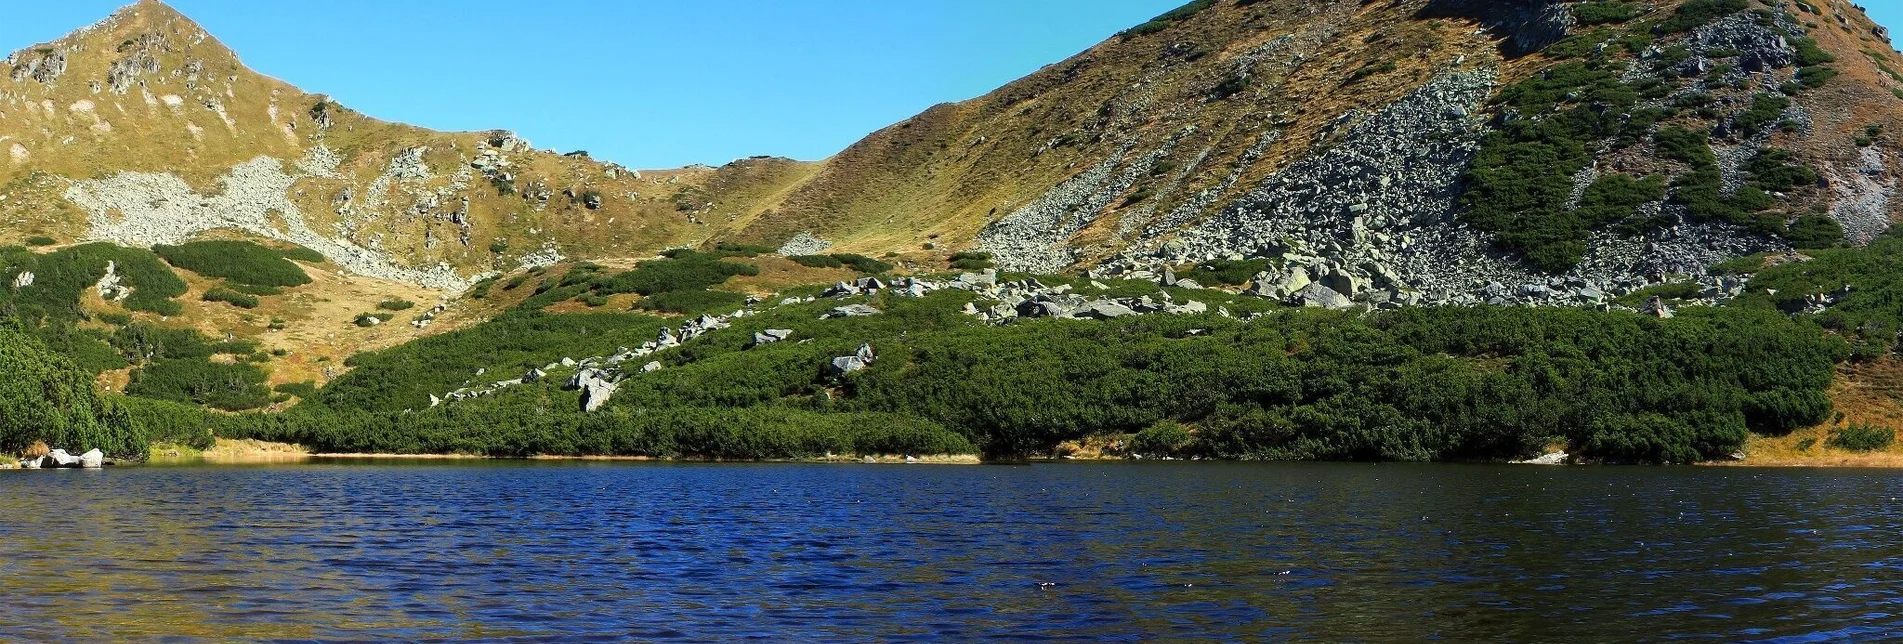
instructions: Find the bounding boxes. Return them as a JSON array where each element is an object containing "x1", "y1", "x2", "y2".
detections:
[{"x1": 0, "y1": 461, "x2": 1899, "y2": 642}]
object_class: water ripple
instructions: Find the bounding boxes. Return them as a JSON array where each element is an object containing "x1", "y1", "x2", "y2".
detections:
[{"x1": 0, "y1": 462, "x2": 1897, "y2": 641}]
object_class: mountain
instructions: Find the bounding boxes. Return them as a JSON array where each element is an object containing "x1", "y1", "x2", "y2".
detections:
[
  {"x1": 733, "y1": 0, "x2": 1903, "y2": 306},
  {"x1": 6, "y1": 0, "x2": 1903, "y2": 465},
  {"x1": 1, "y1": 0, "x2": 813, "y2": 291},
  {"x1": 7, "y1": 0, "x2": 1903, "y2": 307}
]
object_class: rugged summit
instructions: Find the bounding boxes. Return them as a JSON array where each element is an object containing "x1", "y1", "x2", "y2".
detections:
[
  {"x1": 5, "y1": 0, "x2": 1903, "y2": 306},
  {"x1": 730, "y1": 0, "x2": 1903, "y2": 307},
  {"x1": 1, "y1": 0, "x2": 810, "y2": 290}
]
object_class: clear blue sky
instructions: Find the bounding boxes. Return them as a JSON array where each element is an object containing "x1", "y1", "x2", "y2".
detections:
[
  {"x1": 1, "y1": 0, "x2": 1185, "y2": 170},
  {"x1": 5, "y1": 2, "x2": 1900, "y2": 170}
]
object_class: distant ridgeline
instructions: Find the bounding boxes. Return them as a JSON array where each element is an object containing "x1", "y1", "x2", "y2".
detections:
[{"x1": 11, "y1": 234, "x2": 1903, "y2": 464}]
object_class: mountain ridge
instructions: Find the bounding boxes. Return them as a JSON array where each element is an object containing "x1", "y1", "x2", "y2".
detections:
[{"x1": 6, "y1": 0, "x2": 1903, "y2": 307}]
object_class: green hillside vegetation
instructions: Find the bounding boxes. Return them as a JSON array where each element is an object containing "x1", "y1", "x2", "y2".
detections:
[
  {"x1": 153, "y1": 241, "x2": 313, "y2": 288},
  {"x1": 2, "y1": 243, "x2": 188, "y2": 319},
  {"x1": 0, "y1": 324, "x2": 145, "y2": 459},
  {"x1": 3, "y1": 232, "x2": 1901, "y2": 464},
  {"x1": 1459, "y1": 2, "x2": 1838, "y2": 272},
  {"x1": 214, "y1": 279, "x2": 1846, "y2": 463}
]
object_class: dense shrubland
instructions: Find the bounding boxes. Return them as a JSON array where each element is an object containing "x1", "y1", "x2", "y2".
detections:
[
  {"x1": 153, "y1": 240, "x2": 313, "y2": 287},
  {"x1": 220, "y1": 287, "x2": 1845, "y2": 463},
  {"x1": 0, "y1": 324, "x2": 145, "y2": 459},
  {"x1": 0, "y1": 232, "x2": 1889, "y2": 464}
]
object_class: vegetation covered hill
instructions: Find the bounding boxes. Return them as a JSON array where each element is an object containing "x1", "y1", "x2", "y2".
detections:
[
  {"x1": 0, "y1": 0, "x2": 815, "y2": 290},
  {"x1": 6, "y1": 0, "x2": 1903, "y2": 464}
]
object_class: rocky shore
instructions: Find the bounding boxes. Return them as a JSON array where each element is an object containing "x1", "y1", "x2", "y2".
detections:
[{"x1": 5, "y1": 448, "x2": 109, "y2": 470}]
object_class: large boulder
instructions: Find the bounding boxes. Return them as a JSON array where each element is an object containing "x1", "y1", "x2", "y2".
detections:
[
  {"x1": 577, "y1": 373, "x2": 619, "y2": 412},
  {"x1": 750, "y1": 329, "x2": 794, "y2": 347},
  {"x1": 823, "y1": 304, "x2": 883, "y2": 319},
  {"x1": 43, "y1": 449, "x2": 79, "y2": 468},
  {"x1": 1298, "y1": 283, "x2": 1356, "y2": 310},
  {"x1": 1070, "y1": 301, "x2": 1136, "y2": 320},
  {"x1": 78, "y1": 449, "x2": 103, "y2": 469},
  {"x1": 824, "y1": 344, "x2": 877, "y2": 378}
]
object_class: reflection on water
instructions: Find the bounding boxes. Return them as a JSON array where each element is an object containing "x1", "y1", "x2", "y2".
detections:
[{"x1": 0, "y1": 462, "x2": 1899, "y2": 641}]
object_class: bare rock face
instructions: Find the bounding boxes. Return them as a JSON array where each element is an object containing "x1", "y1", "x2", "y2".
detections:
[
  {"x1": 66, "y1": 157, "x2": 481, "y2": 291},
  {"x1": 1417, "y1": 0, "x2": 1573, "y2": 56},
  {"x1": 580, "y1": 375, "x2": 619, "y2": 413},
  {"x1": 8, "y1": 48, "x2": 68, "y2": 83},
  {"x1": 777, "y1": 232, "x2": 832, "y2": 256}
]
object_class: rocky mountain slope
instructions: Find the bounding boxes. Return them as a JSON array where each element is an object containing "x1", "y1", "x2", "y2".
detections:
[
  {"x1": 6, "y1": 0, "x2": 1903, "y2": 310},
  {"x1": 732, "y1": 0, "x2": 1903, "y2": 308},
  {"x1": 1, "y1": 0, "x2": 813, "y2": 291}
]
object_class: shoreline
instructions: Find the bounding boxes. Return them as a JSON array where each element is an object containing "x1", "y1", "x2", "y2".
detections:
[
  {"x1": 79, "y1": 440, "x2": 1903, "y2": 469},
  {"x1": 149, "y1": 440, "x2": 985, "y2": 465}
]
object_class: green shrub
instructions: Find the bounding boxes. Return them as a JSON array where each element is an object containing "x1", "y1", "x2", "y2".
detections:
[
  {"x1": 110, "y1": 323, "x2": 212, "y2": 361},
  {"x1": 23, "y1": 236, "x2": 56, "y2": 247},
  {"x1": 592, "y1": 252, "x2": 759, "y2": 297},
  {"x1": 1659, "y1": 0, "x2": 1747, "y2": 33},
  {"x1": 377, "y1": 299, "x2": 416, "y2": 311},
  {"x1": 831, "y1": 254, "x2": 893, "y2": 274},
  {"x1": 1794, "y1": 66, "x2": 1838, "y2": 90},
  {"x1": 218, "y1": 404, "x2": 975, "y2": 459},
  {"x1": 947, "y1": 251, "x2": 995, "y2": 271},
  {"x1": 125, "y1": 356, "x2": 272, "y2": 412},
  {"x1": 117, "y1": 396, "x2": 215, "y2": 451},
  {"x1": 203, "y1": 287, "x2": 260, "y2": 309},
  {"x1": 154, "y1": 241, "x2": 312, "y2": 288},
  {"x1": 228, "y1": 283, "x2": 283, "y2": 296},
  {"x1": 1211, "y1": 71, "x2": 1253, "y2": 98},
  {"x1": 1121, "y1": 0, "x2": 1215, "y2": 38},
  {"x1": 1735, "y1": 94, "x2": 1790, "y2": 135},
  {"x1": 207, "y1": 283, "x2": 1849, "y2": 463},
  {"x1": 1792, "y1": 37, "x2": 1836, "y2": 66},
  {"x1": 1660, "y1": 128, "x2": 1808, "y2": 239},
  {"x1": 635, "y1": 289, "x2": 748, "y2": 315},
  {"x1": 1828, "y1": 423, "x2": 1895, "y2": 452},
  {"x1": 1783, "y1": 216, "x2": 1843, "y2": 248},
  {"x1": 1746, "y1": 148, "x2": 1818, "y2": 192},
  {"x1": 790, "y1": 254, "x2": 845, "y2": 269},
  {"x1": 1, "y1": 243, "x2": 186, "y2": 318},
  {"x1": 1191, "y1": 259, "x2": 1274, "y2": 286},
  {"x1": 1574, "y1": 1, "x2": 1645, "y2": 25},
  {"x1": 1461, "y1": 67, "x2": 1671, "y2": 271},
  {"x1": 274, "y1": 381, "x2": 319, "y2": 398},
  {"x1": 468, "y1": 277, "x2": 498, "y2": 300},
  {"x1": 354, "y1": 313, "x2": 394, "y2": 327},
  {"x1": 317, "y1": 310, "x2": 669, "y2": 413},
  {"x1": 1130, "y1": 420, "x2": 1194, "y2": 456},
  {"x1": 1710, "y1": 252, "x2": 1772, "y2": 275},
  {"x1": 0, "y1": 325, "x2": 146, "y2": 459},
  {"x1": 277, "y1": 245, "x2": 326, "y2": 264}
]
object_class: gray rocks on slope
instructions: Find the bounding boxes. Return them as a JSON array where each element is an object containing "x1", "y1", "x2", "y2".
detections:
[{"x1": 777, "y1": 232, "x2": 833, "y2": 256}]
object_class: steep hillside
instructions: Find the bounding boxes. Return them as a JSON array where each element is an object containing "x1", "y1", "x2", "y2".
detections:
[
  {"x1": 729, "y1": 0, "x2": 1903, "y2": 308},
  {"x1": 1, "y1": 0, "x2": 813, "y2": 291}
]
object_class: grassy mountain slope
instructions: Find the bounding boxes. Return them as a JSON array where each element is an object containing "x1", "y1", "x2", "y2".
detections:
[
  {"x1": 1, "y1": 0, "x2": 813, "y2": 289},
  {"x1": 727, "y1": 0, "x2": 1903, "y2": 281}
]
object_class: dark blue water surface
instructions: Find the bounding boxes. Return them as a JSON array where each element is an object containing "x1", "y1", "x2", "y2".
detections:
[{"x1": 1, "y1": 462, "x2": 1900, "y2": 642}]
